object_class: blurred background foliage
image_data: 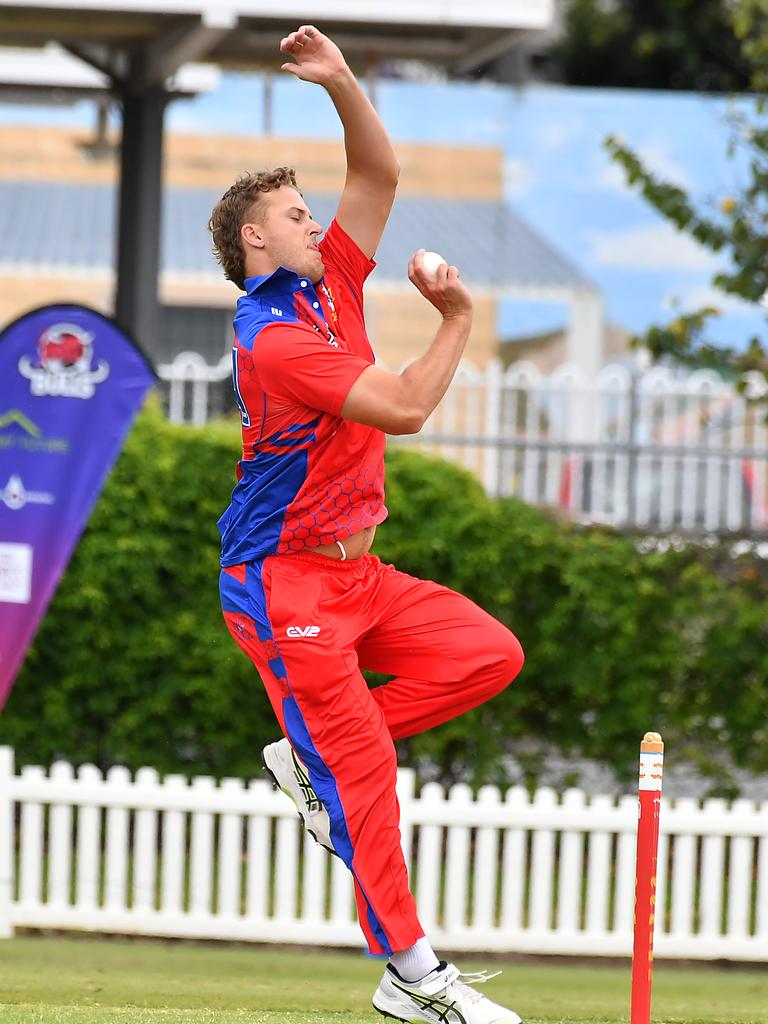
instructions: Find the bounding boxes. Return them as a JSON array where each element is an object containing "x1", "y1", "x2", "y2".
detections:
[
  {"x1": 601, "y1": 0, "x2": 768, "y2": 379},
  {"x1": 547, "y1": 0, "x2": 754, "y2": 93},
  {"x1": 1, "y1": 401, "x2": 767, "y2": 796}
]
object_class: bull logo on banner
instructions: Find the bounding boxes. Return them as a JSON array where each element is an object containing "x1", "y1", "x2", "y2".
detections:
[{"x1": 18, "y1": 322, "x2": 110, "y2": 399}]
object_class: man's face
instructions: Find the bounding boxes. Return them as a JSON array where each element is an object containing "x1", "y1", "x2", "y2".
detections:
[{"x1": 250, "y1": 186, "x2": 325, "y2": 283}]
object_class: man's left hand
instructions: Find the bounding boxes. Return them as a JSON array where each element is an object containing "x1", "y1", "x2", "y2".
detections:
[{"x1": 280, "y1": 25, "x2": 348, "y2": 85}]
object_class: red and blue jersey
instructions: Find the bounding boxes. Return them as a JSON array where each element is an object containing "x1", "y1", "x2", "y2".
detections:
[{"x1": 218, "y1": 219, "x2": 388, "y2": 566}]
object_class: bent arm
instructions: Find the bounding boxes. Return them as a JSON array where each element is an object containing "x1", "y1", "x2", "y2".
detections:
[
  {"x1": 341, "y1": 252, "x2": 473, "y2": 434},
  {"x1": 341, "y1": 314, "x2": 472, "y2": 435}
]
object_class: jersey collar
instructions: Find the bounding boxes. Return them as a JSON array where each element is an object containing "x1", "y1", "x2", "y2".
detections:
[{"x1": 243, "y1": 266, "x2": 316, "y2": 297}]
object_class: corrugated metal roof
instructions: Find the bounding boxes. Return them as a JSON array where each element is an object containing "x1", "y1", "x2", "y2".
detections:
[{"x1": 0, "y1": 180, "x2": 592, "y2": 292}]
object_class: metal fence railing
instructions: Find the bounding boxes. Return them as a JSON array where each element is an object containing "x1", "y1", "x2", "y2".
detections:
[{"x1": 157, "y1": 354, "x2": 768, "y2": 535}]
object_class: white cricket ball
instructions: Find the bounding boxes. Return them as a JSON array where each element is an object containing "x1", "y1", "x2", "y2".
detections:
[{"x1": 421, "y1": 250, "x2": 448, "y2": 278}]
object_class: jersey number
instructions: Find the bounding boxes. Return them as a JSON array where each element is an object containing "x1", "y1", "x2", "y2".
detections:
[{"x1": 232, "y1": 346, "x2": 251, "y2": 428}]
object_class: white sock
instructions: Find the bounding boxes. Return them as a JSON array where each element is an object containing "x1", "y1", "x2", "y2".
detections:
[{"x1": 389, "y1": 936, "x2": 440, "y2": 983}]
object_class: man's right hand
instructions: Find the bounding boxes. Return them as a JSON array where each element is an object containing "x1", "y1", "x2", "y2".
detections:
[
  {"x1": 408, "y1": 250, "x2": 473, "y2": 321},
  {"x1": 280, "y1": 25, "x2": 348, "y2": 86}
]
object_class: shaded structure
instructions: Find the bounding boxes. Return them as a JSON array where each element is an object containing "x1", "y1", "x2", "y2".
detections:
[
  {"x1": 0, "y1": 162, "x2": 600, "y2": 371},
  {"x1": 0, "y1": 1, "x2": 554, "y2": 352}
]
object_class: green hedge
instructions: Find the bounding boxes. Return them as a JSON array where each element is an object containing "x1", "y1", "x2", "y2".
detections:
[{"x1": 1, "y1": 401, "x2": 767, "y2": 793}]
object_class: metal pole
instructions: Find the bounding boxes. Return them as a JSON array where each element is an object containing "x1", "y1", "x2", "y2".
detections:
[
  {"x1": 263, "y1": 71, "x2": 273, "y2": 137},
  {"x1": 627, "y1": 369, "x2": 640, "y2": 528},
  {"x1": 365, "y1": 49, "x2": 379, "y2": 109},
  {"x1": 114, "y1": 60, "x2": 167, "y2": 353}
]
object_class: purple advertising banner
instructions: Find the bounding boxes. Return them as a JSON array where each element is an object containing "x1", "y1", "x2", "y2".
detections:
[{"x1": 0, "y1": 305, "x2": 155, "y2": 710}]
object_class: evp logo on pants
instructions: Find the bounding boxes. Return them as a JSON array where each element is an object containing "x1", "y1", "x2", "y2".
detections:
[{"x1": 286, "y1": 625, "x2": 321, "y2": 638}]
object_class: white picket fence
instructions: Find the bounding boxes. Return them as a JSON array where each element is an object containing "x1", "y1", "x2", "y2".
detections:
[
  {"x1": 157, "y1": 354, "x2": 768, "y2": 535},
  {"x1": 2, "y1": 747, "x2": 768, "y2": 960}
]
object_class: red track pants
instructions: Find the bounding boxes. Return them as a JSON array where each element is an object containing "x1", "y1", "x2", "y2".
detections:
[{"x1": 220, "y1": 550, "x2": 524, "y2": 956}]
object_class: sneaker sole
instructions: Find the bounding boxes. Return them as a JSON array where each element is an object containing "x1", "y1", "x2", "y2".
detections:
[
  {"x1": 261, "y1": 754, "x2": 336, "y2": 855},
  {"x1": 373, "y1": 1000, "x2": 453, "y2": 1024},
  {"x1": 373, "y1": 993, "x2": 524, "y2": 1024},
  {"x1": 372, "y1": 991, "x2": 430, "y2": 1024},
  {"x1": 372, "y1": 1003, "x2": 417, "y2": 1024},
  {"x1": 376, "y1": 1007, "x2": 528, "y2": 1024}
]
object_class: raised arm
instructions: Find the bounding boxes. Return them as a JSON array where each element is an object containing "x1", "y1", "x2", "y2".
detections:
[{"x1": 280, "y1": 25, "x2": 399, "y2": 258}]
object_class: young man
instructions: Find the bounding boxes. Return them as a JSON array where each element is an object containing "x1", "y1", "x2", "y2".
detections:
[{"x1": 209, "y1": 25, "x2": 525, "y2": 1024}]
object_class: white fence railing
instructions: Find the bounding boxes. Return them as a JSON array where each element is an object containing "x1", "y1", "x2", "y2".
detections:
[
  {"x1": 157, "y1": 354, "x2": 768, "y2": 535},
  {"x1": 2, "y1": 747, "x2": 768, "y2": 960}
]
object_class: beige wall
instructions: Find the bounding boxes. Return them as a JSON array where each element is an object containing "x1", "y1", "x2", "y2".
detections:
[
  {"x1": 0, "y1": 124, "x2": 502, "y2": 199},
  {"x1": 366, "y1": 290, "x2": 498, "y2": 370},
  {"x1": 0, "y1": 125, "x2": 503, "y2": 366},
  {"x1": 501, "y1": 322, "x2": 632, "y2": 374},
  {"x1": 0, "y1": 271, "x2": 238, "y2": 330},
  {"x1": 0, "y1": 271, "x2": 113, "y2": 326}
]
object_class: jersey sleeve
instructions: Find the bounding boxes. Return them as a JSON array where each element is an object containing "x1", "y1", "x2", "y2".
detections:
[
  {"x1": 255, "y1": 321, "x2": 371, "y2": 416},
  {"x1": 318, "y1": 218, "x2": 376, "y2": 306}
]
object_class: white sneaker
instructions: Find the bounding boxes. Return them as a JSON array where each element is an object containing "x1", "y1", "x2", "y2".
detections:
[
  {"x1": 373, "y1": 961, "x2": 523, "y2": 1024},
  {"x1": 262, "y1": 738, "x2": 336, "y2": 855}
]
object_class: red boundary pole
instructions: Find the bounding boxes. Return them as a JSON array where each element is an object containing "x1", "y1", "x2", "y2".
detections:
[{"x1": 630, "y1": 731, "x2": 664, "y2": 1024}]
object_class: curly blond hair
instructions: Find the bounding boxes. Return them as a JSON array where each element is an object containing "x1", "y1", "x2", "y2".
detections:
[{"x1": 208, "y1": 167, "x2": 300, "y2": 290}]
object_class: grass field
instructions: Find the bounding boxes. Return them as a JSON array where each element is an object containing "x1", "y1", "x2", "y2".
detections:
[{"x1": 0, "y1": 937, "x2": 766, "y2": 1024}]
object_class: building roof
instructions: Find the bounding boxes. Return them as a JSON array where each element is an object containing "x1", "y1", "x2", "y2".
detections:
[
  {"x1": 0, "y1": 180, "x2": 592, "y2": 296},
  {"x1": 0, "y1": 2, "x2": 554, "y2": 75},
  {"x1": 0, "y1": 44, "x2": 219, "y2": 97}
]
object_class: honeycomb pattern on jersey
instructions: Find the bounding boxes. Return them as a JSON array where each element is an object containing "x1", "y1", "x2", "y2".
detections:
[
  {"x1": 280, "y1": 461, "x2": 384, "y2": 552},
  {"x1": 235, "y1": 345, "x2": 385, "y2": 551},
  {"x1": 236, "y1": 348, "x2": 255, "y2": 388}
]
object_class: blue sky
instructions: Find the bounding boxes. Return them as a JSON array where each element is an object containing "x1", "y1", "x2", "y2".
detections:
[{"x1": 1, "y1": 72, "x2": 763, "y2": 349}]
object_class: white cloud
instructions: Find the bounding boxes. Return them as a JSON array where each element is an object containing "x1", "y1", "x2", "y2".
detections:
[
  {"x1": 665, "y1": 284, "x2": 758, "y2": 317},
  {"x1": 470, "y1": 116, "x2": 505, "y2": 138},
  {"x1": 588, "y1": 222, "x2": 719, "y2": 271},
  {"x1": 599, "y1": 142, "x2": 691, "y2": 193},
  {"x1": 538, "y1": 122, "x2": 581, "y2": 152},
  {"x1": 504, "y1": 158, "x2": 534, "y2": 198}
]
